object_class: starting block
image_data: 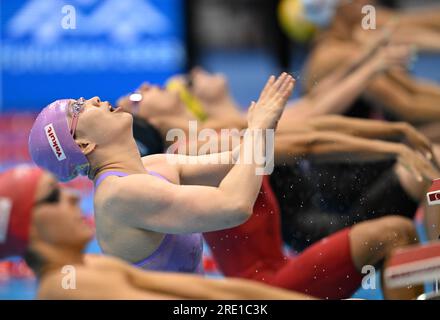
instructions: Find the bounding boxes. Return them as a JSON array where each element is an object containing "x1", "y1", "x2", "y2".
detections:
[
  {"x1": 427, "y1": 179, "x2": 440, "y2": 206},
  {"x1": 384, "y1": 241, "x2": 440, "y2": 290}
]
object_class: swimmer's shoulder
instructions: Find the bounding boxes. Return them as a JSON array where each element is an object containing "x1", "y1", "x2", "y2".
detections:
[
  {"x1": 37, "y1": 260, "x2": 129, "y2": 300},
  {"x1": 141, "y1": 154, "x2": 180, "y2": 184},
  {"x1": 84, "y1": 254, "x2": 132, "y2": 272},
  {"x1": 141, "y1": 153, "x2": 169, "y2": 168}
]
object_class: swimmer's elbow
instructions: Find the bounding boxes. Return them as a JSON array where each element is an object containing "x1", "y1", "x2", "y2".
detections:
[{"x1": 229, "y1": 200, "x2": 253, "y2": 226}]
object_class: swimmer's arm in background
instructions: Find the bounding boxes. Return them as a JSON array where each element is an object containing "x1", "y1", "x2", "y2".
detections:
[
  {"x1": 279, "y1": 115, "x2": 433, "y2": 159},
  {"x1": 302, "y1": 40, "x2": 366, "y2": 95},
  {"x1": 274, "y1": 131, "x2": 394, "y2": 163},
  {"x1": 289, "y1": 60, "x2": 379, "y2": 119},
  {"x1": 387, "y1": 69, "x2": 437, "y2": 95},
  {"x1": 287, "y1": 44, "x2": 410, "y2": 121},
  {"x1": 305, "y1": 28, "x2": 390, "y2": 99},
  {"x1": 307, "y1": 40, "x2": 440, "y2": 124},
  {"x1": 274, "y1": 131, "x2": 439, "y2": 182},
  {"x1": 366, "y1": 74, "x2": 440, "y2": 124},
  {"x1": 391, "y1": 7, "x2": 440, "y2": 30}
]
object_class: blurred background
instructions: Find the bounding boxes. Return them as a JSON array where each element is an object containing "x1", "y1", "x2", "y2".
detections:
[{"x1": 1, "y1": 0, "x2": 439, "y2": 299}]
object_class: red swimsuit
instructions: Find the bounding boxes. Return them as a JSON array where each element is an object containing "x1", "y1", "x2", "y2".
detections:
[{"x1": 204, "y1": 176, "x2": 363, "y2": 299}]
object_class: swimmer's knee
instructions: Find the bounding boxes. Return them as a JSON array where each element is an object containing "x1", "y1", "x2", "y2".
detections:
[
  {"x1": 349, "y1": 216, "x2": 419, "y2": 269},
  {"x1": 376, "y1": 216, "x2": 418, "y2": 247},
  {"x1": 353, "y1": 216, "x2": 418, "y2": 253}
]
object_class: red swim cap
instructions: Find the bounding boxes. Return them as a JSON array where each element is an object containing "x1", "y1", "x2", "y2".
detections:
[{"x1": 0, "y1": 166, "x2": 44, "y2": 259}]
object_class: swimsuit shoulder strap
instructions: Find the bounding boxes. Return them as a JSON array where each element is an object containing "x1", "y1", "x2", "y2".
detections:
[
  {"x1": 95, "y1": 169, "x2": 169, "y2": 189},
  {"x1": 94, "y1": 171, "x2": 129, "y2": 189},
  {"x1": 147, "y1": 170, "x2": 169, "y2": 182}
]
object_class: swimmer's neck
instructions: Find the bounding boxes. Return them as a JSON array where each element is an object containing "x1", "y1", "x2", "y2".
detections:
[
  {"x1": 35, "y1": 242, "x2": 86, "y2": 280},
  {"x1": 89, "y1": 135, "x2": 147, "y2": 181}
]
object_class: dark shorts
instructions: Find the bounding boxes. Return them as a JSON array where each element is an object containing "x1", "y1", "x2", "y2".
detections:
[{"x1": 270, "y1": 160, "x2": 418, "y2": 251}]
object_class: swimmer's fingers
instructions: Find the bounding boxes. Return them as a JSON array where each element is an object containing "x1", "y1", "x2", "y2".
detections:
[
  {"x1": 400, "y1": 149, "x2": 440, "y2": 182},
  {"x1": 261, "y1": 73, "x2": 289, "y2": 103},
  {"x1": 248, "y1": 73, "x2": 294, "y2": 130},
  {"x1": 398, "y1": 151, "x2": 423, "y2": 182},
  {"x1": 272, "y1": 76, "x2": 295, "y2": 107},
  {"x1": 265, "y1": 75, "x2": 295, "y2": 125},
  {"x1": 258, "y1": 75, "x2": 276, "y2": 102},
  {"x1": 400, "y1": 123, "x2": 434, "y2": 161},
  {"x1": 406, "y1": 162, "x2": 423, "y2": 182},
  {"x1": 411, "y1": 136, "x2": 433, "y2": 161}
]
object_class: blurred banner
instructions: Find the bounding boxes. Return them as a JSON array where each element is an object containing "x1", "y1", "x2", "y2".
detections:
[{"x1": 0, "y1": 0, "x2": 186, "y2": 111}]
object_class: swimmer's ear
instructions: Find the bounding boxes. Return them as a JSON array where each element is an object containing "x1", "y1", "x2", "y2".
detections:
[{"x1": 75, "y1": 138, "x2": 96, "y2": 156}]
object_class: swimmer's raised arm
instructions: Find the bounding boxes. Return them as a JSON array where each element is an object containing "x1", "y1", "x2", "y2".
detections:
[
  {"x1": 306, "y1": 26, "x2": 392, "y2": 99},
  {"x1": 104, "y1": 74, "x2": 295, "y2": 233},
  {"x1": 288, "y1": 44, "x2": 411, "y2": 120}
]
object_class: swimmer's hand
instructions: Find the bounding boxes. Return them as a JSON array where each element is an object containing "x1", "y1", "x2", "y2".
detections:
[
  {"x1": 397, "y1": 145, "x2": 440, "y2": 182},
  {"x1": 247, "y1": 73, "x2": 295, "y2": 130},
  {"x1": 394, "y1": 122, "x2": 434, "y2": 161},
  {"x1": 369, "y1": 44, "x2": 414, "y2": 73}
]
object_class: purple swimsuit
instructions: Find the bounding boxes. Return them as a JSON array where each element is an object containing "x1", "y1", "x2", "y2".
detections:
[{"x1": 95, "y1": 170, "x2": 204, "y2": 274}]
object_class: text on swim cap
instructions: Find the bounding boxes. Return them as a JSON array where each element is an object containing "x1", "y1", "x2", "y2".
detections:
[
  {"x1": 0, "y1": 198, "x2": 12, "y2": 243},
  {"x1": 45, "y1": 124, "x2": 67, "y2": 161}
]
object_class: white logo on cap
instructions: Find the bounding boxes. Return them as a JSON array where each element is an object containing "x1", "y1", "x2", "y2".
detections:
[
  {"x1": 45, "y1": 123, "x2": 67, "y2": 161},
  {"x1": 0, "y1": 198, "x2": 12, "y2": 243}
]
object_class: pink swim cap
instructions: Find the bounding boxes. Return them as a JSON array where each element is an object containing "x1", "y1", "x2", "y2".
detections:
[{"x1": 28, "y1": 100, "x2": 90, "y2": 182}]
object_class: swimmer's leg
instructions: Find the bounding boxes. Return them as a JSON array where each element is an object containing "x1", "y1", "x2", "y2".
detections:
[
  {"x1": 349, "y1": 216, "x2": 424, "y2": 300},
  {"x1": 270, "y1": 227, "x2": 364, "y2": 299}
]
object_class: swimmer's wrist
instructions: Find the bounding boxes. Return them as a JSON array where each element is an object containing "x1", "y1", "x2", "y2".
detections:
[{"x1": 240, "y1": 129, "x2": 267, "y2": 161}]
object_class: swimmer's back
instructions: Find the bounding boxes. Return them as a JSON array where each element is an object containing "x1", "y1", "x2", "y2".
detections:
[{"x1": 95, "y1": 156, "x2": 202, "y2": 273}]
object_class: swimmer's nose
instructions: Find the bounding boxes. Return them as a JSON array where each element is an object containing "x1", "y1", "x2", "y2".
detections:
[{"x1": 90, "y1": 96, "x2": 101, "y2": 106}]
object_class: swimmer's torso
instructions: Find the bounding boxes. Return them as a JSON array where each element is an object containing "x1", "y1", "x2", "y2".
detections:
[{"x1": 93, "y1": 157, "x2": 203, "y2": 274}]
